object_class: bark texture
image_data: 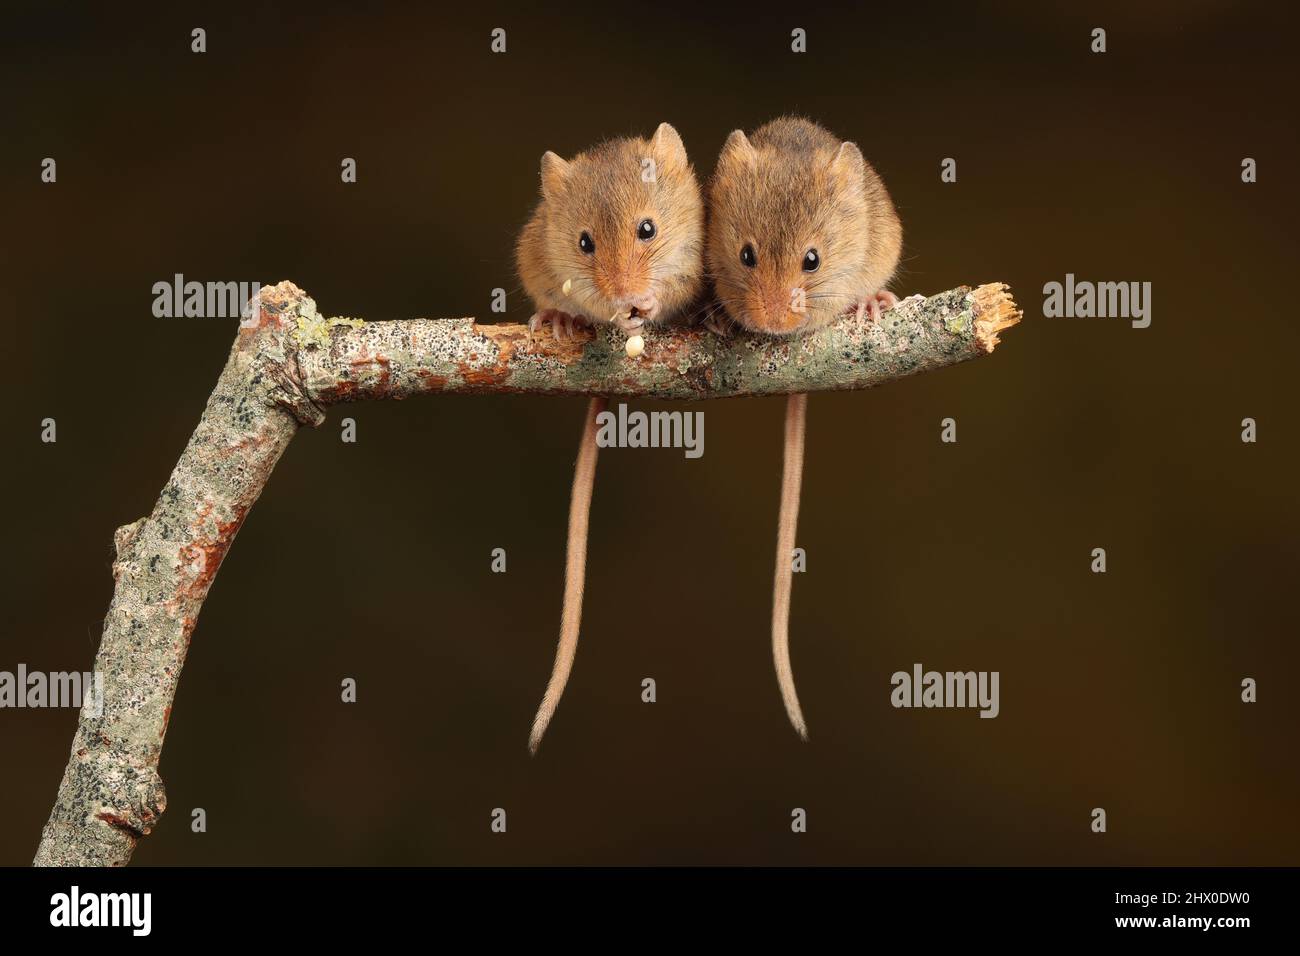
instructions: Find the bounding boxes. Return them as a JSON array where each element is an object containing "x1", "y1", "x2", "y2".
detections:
[
  {"x1": 304, "y1": 282, "x2": 1020, "y2": 402},
  {"x1": 34, "y1": 279, "x2": 1019, "y2": 866}
]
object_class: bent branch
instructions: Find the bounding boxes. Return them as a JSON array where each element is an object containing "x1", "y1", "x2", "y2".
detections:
[{"x1": 34, "y1": 280, "x2": 1019, "y2": 866}]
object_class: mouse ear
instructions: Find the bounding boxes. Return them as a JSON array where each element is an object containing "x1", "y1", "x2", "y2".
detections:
[
  {"x1": 829, "y1": 140, "x2": 866, "y2": 181},
  {"x1": 718, "y1": 129, "x2": 756, "y2": 169},
  {"x1": 650, "y1": 122, "x2": 688, "y2": 168},
  {"x1": 540, "y1": 151, "x2": 570, "y2": 198}
]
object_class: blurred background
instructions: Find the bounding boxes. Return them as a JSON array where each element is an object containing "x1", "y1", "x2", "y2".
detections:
[{"x1": 1, "y1": 1, "x2": 1296, "y2": 865}]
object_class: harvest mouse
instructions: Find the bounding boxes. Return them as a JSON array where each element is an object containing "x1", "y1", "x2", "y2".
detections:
[
  {"x1": 517, "y1": 122, "x2": 706, "y2": 340},
  {"x1": 516, "y1": 122, "x2": 706, "y2": 753},
  {"x1": 704, "y1": 116, "x2": 904, "y2": 740}
]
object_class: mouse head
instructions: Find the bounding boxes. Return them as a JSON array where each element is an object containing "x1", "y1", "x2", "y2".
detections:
[
  {"x1": 538, "y1": 122, "x2": 704, "y2": 320},
  {"x1": 706, "y1": 128, "x2": 872, "y2": 336}
]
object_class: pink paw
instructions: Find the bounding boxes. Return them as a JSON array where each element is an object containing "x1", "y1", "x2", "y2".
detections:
[
  {"x1": 613, "y1": 314, "x2": 644, "y2": 335},
  {"x1": 849, "y1": 290, "x2": 900, "y2": 324},
  {"x1": 528, "y1": 309, "x2": 589, "y2": 341}
]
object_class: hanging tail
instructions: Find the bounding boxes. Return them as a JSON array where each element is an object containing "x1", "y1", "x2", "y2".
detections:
[
  {"x1": 529, "y1": 395, "x2": 608, "y2": 755},
  {"x1": 773, "y1": 392, "x2": 809, "y2": 740}
]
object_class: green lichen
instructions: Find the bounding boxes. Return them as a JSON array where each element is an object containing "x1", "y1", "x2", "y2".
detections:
[
  {"x1": 293, "y1": 315, "x2": 365, "y2": 350},
  {"x1": 944, "y1": 312, "x2": 973, "y2": 336}
]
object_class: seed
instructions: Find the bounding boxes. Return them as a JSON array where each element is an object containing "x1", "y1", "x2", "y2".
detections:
[
  {"x1": 625, "y1": 334, "x2": 645, "y2": 359},
  {"x1": 561, "y1": 278, "x2": 572, "y2": 295}
]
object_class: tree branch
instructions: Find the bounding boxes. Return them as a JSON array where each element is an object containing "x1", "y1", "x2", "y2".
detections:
[
  {"x1": 33, "y1": 279, "x2": 1019, "y2": 866},
  {"x1": 304, "y1": 282, "x2": 1019, "y2": 403}
]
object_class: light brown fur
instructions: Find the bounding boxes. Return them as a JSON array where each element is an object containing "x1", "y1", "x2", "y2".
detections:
[
  {"x1": 517, "y1": 123, "x2": 706, "y2": 329},
  {"x1": 518, "y1": 124, "x2": 706, "y2": 754},
  {"x1": 705, "y1": 116, "x2": 901, "y2": 334},
  {"x1": 705, "y1": 117, "x2": 904, "y2": 739}
]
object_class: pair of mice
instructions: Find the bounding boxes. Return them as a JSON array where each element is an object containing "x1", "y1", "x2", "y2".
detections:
[{"x1": 517, "y1": 117, "x2": 904, "y2": 753}]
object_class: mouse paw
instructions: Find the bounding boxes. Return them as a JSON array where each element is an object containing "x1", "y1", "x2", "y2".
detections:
[
  {"x1": 702, "y1": 309, "x2": 734, "y2": 337},
  {"x1": 528, "y1": 309, "x2": 588, "y2": 342},
  {"x1": 848, "y1": 290, "x2": 900, "y2": 324}
]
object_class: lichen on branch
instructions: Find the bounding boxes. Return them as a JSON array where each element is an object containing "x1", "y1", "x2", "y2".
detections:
[
  {"x1": 298, "y1": 282, "x2": 1020, "y2": 404},
  {"x1": 34, "y1": 279, "x2": 1019, "y2": 866}
]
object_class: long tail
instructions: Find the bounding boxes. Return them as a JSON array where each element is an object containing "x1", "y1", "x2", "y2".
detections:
[
  {"x1": 529, "y1": 395, "x2": 608, "y2": 755},
  {"x1": 773, "y1": 392, "x2": 809, "y2": 740}
]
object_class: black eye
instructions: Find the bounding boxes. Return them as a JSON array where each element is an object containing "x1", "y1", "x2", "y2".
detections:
[
  {"x1": 637, "y1": 219, "x2": 656, "y2": 241},
  {"x1": 740, "y1": 244, "x2": 756, "y2": 268},
  {"x1": 802, "y1": 249, "x2": 820, "y2": 272},
  {"x1": 579, "y1": 232, "x2": 595, "y2": 255}
]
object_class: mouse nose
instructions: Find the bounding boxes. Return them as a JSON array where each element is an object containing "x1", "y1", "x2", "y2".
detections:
[
  {"x1": 597, "y1": 272, "x2": 647, "y2": 306},
  {"x1": 758, "y1": 291, "x2": 804, "y2": 334}
]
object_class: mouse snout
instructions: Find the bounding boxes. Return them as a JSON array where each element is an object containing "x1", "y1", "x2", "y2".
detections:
[
  {"x1": 597, "y1": 272, "x2": 650, "y2": 309},
  {"x1": 748, "y1": 288, "x2": 806, "y2": 334}
]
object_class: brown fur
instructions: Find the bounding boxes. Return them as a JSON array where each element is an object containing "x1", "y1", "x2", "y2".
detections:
[
  {"x1": 517, "y1": 123, "x2": 706, "y2": 324},
  {"x1": 518, "y1": 125, "x2": 706, "y2": 754},
  {"x1": 705, "y1": 116, "x2": 902, "y2": 334},
  {"x1": 705, "y1": 117, "x2": 904, "y2": 740}
]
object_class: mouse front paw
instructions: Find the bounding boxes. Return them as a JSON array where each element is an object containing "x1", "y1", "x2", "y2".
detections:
[
  {"x1": 847, "y1": 290, "x2": 900, "y2": 324},
  {"x1": 702, "y1": 308, "x2": 734, "y2": 337},
  {"x1": 528, "y1": 309, "x2": 589, "y2": 342},
  {"x1": 612, "y1": 314, "x2": 644, "y2": 335}
]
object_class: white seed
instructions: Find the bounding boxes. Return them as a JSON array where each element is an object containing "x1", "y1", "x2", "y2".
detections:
[
  {"x1": 561, "y1": 278, "x2": 572, "y2": 295},
  {"x1": 625, "y1": 334, "x2": 645, "y2": 359}
]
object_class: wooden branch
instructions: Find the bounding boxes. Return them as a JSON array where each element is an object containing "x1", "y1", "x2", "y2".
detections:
[
  {"x1": 304, "y1": 282, "x2": 1020, "y2": 403},
  {"x1": 33, "y1": 280, "x2": 1019, "y2": 866}
]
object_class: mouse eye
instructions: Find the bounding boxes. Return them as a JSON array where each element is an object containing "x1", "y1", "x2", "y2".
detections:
[
  {"x1": 637, "y1": 219, "x2": 656, "y2": 241},
  {"x1": 579, "y1": 232, "x2": 595, "y2": 255},
  {"x1": 802, "y1": 249, "x2": 820, "y2": 273},
  {"x1": 740, "y1": 244, "x2": 757, "y2": 268}
]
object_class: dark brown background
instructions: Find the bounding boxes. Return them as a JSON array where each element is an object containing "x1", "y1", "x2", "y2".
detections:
[{"x1": 2, "y1": 2, "x2": 1296, "y2": 865}]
